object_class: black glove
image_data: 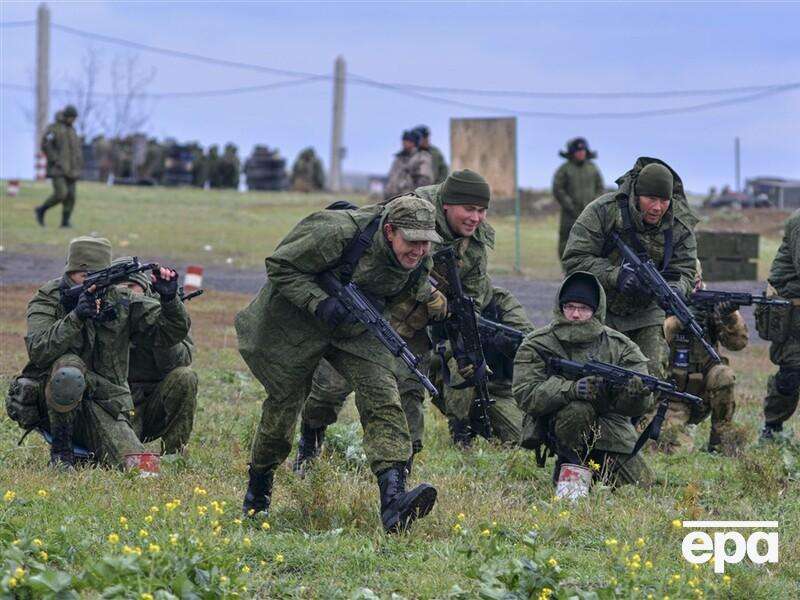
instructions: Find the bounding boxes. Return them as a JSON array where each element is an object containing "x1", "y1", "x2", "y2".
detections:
[
  {"x1": 487, "y1": 331, "x2": 520, "y2": 359},
  {"x1": 315, "y1": 296, "x2": 355, "y2": 328},
  {"x1": 74, "y1": 290, "x2": 100, "y2": 320},
  {"x1": 616, "y1": 265, "x2": 648, "y2": 298},
  {"x1": 152, "y1": 269, "x2": 179, "y2": 301},
  {"x1": 572, "y1": 376, "x2": 603, "y2": 401}
]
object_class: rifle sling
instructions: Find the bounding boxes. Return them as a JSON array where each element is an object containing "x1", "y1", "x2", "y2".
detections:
[{"x1": 336, "y1": 212, "x2": 383, "y2": 284}]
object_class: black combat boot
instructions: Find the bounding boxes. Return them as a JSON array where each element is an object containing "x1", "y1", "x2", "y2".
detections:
[
  {"x1": 377, "y1": 464, "x2": 437, "y2": 534},
  {"x1": 292, "y1": 423, "x2": 326, "y2": 475},
  {"x1": 49, "y1": 416, "x2": 75, "y2": 469},
  {"x1": 60, "y1": 212, "x2": 72, "y2": 228},
  {"x1": 242, "y1": 465, "x2": 274, "y2": 517},
  {"x1": 449, "y1": 419, "x2": 474, "y2": 448},
  {"x1": 34, "y1": 206, "x2": 46, "y2": 227},
  {"x1": 760, "y1": 422, "x2": 783, "y2": 442}
]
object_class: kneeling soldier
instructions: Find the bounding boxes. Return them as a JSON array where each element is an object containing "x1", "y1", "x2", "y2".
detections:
[
  {"x1": 115, "y1": 260, "x2": 198, "y2": 454},
  {"x1": 235, "y1": 196, "x2": 442, "y2": 533},
  {"x1": 513, "y1": 272, "x2": 654, "y2": 487},
  {"x1": 5, "y1": 237, "x2": 188, "y2": 468}
]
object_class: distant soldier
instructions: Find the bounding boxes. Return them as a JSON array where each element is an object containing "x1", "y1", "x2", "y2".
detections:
[
  {"x1": 552, "y1": 138, "x2": 604, "y2": 264},
  {"x1": 384, "y1": 130, "x2": 433, "y2": 199},
  {"x1": 760, "y1": 209, "x2": 800, "y2": 440},
  {"x1": 219, "y1": 143, "x2": 241, "y2": 189},
  {"x1": 35, "y1": 105, "x2": 84, "y2": 228},
  {"x1": 4, "y1": 237, "x2": 187, "y2": 468},
  {"x1": 115, "y1": 259, "x2": 198, "y2": 454},
  {"x1": 663, "y1": 261, "x2": 747, "y2": 453},
  {"x1": 413, "y1": 125, "x2": 448, "y2": 184},
  {"x1": 290, "y1": 147, "x2": 326, "y2": 192}
]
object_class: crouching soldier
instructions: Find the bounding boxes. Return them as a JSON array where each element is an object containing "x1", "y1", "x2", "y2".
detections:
[
  {"x1": 115, "y1": 259, "x2": 198, "y2": 454},
  {"x1": 662, "y1": 261, "x2": 747, "y2": 454},
  {"x1": 5, "y1": 237, "x2": 188, "y2": 468},
  {"x1": 235, "y1": 196, "x2": 443, "y2": 533},
  {"x1": 513, "y1": 272, "x2": 654, "y2": 487}
]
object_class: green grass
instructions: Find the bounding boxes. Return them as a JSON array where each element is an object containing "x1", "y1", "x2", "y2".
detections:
[{"x1": 1, "y1": 183, "x2": 798, "y2": 598}]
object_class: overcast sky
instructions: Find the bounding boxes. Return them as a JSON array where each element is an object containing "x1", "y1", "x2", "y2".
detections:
[{"x1": 2, "y1": 1, "x2": 799, "y2": 192}]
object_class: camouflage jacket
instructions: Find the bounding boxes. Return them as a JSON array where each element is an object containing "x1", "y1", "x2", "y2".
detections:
[
  {"x1": 425, "y1": 145, "x2": 449, "y2": 184},
  {"x1": 552, "y1": 159, "x2": 604, "y2": 219},
  {"x1": 412, "y1": 183, "x2": 496, "y2": 310},
  {"x1": 664, "y1": 305, "x2": 747, "y2": 374},
  {"x1": 562, "y1": 157, "x2": 698, "y2": 332},
  {"x1": 23, "y1": 277, "x2": 191, "y2": 417},
  {"x1": 768, "y1": 209, "x2": 800, "y2": 299},
  {"x1": 513, "y1": 273, "x2": 652, "y2": 453},
  {"x1": 41, "y1": 113, "x2": 83, "y2": 179},
  {"x1": 384, "y1": 149, "x2": 434, "y2": 199}
]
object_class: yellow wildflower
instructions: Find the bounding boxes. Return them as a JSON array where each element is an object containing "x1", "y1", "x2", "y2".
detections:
[
  {"x1": 233, "y1": 518, "x2": 242, "y2": 525},
  {"x1": 243, "y1": 537, "x2": 252, "y2": 548},
  {"x1": 452, "y1": 523, "x2": 462, "y2": 533},
  {"x1": 122, "y1": 545, "x2": 134, "y2": 555},
  {"x1": 108, "y1": 533, "x2": 120, "y2": 544},
  {"x1": 11, "y1": 539, "x2": 20, "y2": 546},
  {"x1": 645, "y1": 560, "x2": 653, "y2": 569},
  {"x1": 133, "y1": 546, "x2": 142, "y2": 556},
  {"x1": 457, "y1": 512, "x2": 466, "y2": 521},
  {"x1": 247, "y1": 508, "x2": 256, "y2": 516},
  {"x1": 37, "y1": 489, "x2": 48, "y2": 498},
  {"x1": 169, "y1": 534, "x2": 179, "y2": 545},
  {"x1": 144, "y1": 515, "x2": 154, "y2": 524},
  {"x1": 587, "y1": 459, "x2": 601, "y2": 472},
  {"x1": 260, "y1": 560, "x2": 267, "y2": 566},
  {"x1": 38, "y1": 551, "x2": 48, "y2": 561},
  {"x1": 481, "y1": 529, "x2": 491, "y2": 537},
  {"x1": 149, "y1": 505, "x2": 159, "y2": 513},
  {"x1": 261, "y1": 521, "x2": 271, "y2": 531},
  {"x1": 8, "y1": 578, "x2": 17, "y2": 588},
  {"x1": 3, "y1": 490, "x2": 16, "y2": 503},
  {"x1": 558, "y1": 510, "x2": 570, "y2": 518},
  {"x1": 197, "y1": 505, "x2": 208, "y2": 516},
  {"x1": 14, "y1": 567, "x2": 25, "y2": 579},
  {"x1": 723, "y1": 575, "x2": 731, "y2": 585},
  {"x1": 138, "y1": 529, "x2": 149, "y2": 538},
  {"x1": 148, "y1": 543, "x2": 160, "y2": 554},
  {"x1": 193, "y1": 486, "x2": 207, "y2": 496},
  {"x1": 605, "y1": 538, "x2": 618, "y2": 547},
  {"x1": 547, "y1": 558, "x2": 558, "y2": 568},
  {"x1": 33, "y1": 538, "x2": 44, "y2": 547},
  {"x1": 220, "y1": 575, "x2": 229, "y2": 583},
  {"x1": 241, "y1": 565, "x2": 251, "y2": 574},
  {"x1": 275, "y1": 553, "x2": 284, "y2": 564},
  {"x1": 141, "y1": 594, "x2": 154, "y2": 600},
  {"x1": 119, "y1": 516, "x2": 128, "y2": 525},
  {"x1": 671, "y1": 519, "x2": 682, "y2": 529},
  {"x1": 222, "y1": 537, "x2": 230, "y2": 545},
  {"x1": 636, "y1": 537, "x2": 646, "y2": 547}
]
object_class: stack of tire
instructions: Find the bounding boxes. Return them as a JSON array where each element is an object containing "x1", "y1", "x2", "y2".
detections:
[
  {"x1": 245, "y1": 145, "x2": 287, "y2": 191},
  {"x1": 162, "y1": 144, "x2": 195, "y2": 186}
]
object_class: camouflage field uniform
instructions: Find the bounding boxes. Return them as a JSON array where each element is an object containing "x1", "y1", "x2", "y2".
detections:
[
  {"x1": 39, "y1": 110, "x2": 83, "y2": 225},
  {"x1": 425, "y1": 145, "x2": 449, "y2": 184},
  {"x1": 562, "y1": 158, "x2": 697, "y2": 441},
  {"x1": 553, "y1": 156, "x2": 604, "y2": 263},
  {"x1": 513, "y1": 272, "x2": 654, "y2": 486},
  {"x1": 5, "y1": 243, "x2": 190, "y2": 467},
  {"x1": 384, "y1": 149, "x2": 434, "y2": 199},
  {"x1": 235, "y1": 198, "x2": 439, "y2": 476},
  {"x1": 760, "y1": 209, "x2": 800, "y2": 433}
]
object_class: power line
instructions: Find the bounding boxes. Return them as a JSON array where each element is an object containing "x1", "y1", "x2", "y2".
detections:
[{"x1": 0, "y1": 20, "x2": 36, "y2": 28}]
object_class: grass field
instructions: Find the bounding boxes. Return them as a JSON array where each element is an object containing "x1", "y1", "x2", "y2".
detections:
[{"x1": 1, "y1": 181, "x2": 798, "y2": 598}]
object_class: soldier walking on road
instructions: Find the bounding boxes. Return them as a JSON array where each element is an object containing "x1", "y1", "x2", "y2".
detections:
[
  {"x1": 552, "y1": 138, "x2": 604, "y2": 265},
  {"x1": 35, "y1": 105, "x2": 84, "y2": 228}
]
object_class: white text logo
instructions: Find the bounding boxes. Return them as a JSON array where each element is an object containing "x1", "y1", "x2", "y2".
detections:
[{"x1": 681, "y1": 521, "x2": 779, "y2": 573}]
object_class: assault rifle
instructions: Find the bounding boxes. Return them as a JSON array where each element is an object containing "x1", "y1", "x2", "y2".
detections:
[
  {"x1": 477, "y1": 316, "x2": 525, "y2": 349},
  {"x1": 611, "y1": 232, "x2": 721, "y2": 364},
  {"x1": 179, "y1": 287, "x2": 204, "y2": 302},
  {"x1": 432, "y1": 247, "x2": 493, "y2": 439},
  {"x1": 544, "y1": 355, "x2": 703, "y2": 406},
  {"x1": 62, "y1": 256, "x2": 159, "y2": 300},
  {"x1": 689, "y1": 289, "x2": 791, "y2": 310},
  {"x1": 317, "y1": 271, "x2": 438, "y2": 398}
]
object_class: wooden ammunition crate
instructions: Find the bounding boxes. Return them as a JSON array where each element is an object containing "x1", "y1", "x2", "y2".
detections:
[{"x1": 696, "y1": 231, "x2": 759, "y2": 281}]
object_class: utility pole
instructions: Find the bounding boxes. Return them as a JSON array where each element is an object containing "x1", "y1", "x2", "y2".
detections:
[
  {"x1": 329, "y1": 56, "x2": 345, "y2": 192},
  {"x1": 734, "y1": 136, "x2": 741, "y2": 192},
  {"x1": 35, "y1": 3, "x2": 50, "y2": 180}
]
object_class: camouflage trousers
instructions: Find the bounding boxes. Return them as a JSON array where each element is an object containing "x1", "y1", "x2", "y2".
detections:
[
  {"x1": 558, "y1": 213, "x2": 577, "y2": 266},
  {"x1": 131, "y1": 367, "x2": 198, "y2": 454},
  {"x1": 247, "y1": 331, "x2": 411, "y2": 476},
  {"x1": 763, "y1": 314, "x2": 800, "y2": 427},
  {"x1": 302, "y1": 353, "x2": 429, "y2": 450},
  {"x1": 42, "y1": 176, "x2": 77, "y2": 221},
  {"x1": 9, "y1": 354, "x2": 146, "y2": 467},
  {"x1": 552, "y1": 401, "x2": 653, "y2": 487}
]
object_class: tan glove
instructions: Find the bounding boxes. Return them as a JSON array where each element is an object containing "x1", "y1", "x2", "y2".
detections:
[{"x1": 426, "y1": 290, "x2": 448, "y2": 322}]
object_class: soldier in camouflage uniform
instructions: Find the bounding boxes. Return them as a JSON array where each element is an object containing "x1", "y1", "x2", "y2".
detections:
[
  {"x1": 513, "y1": 272, "x2": 654, "y2": 487},
  {"x1": 36, "y1": 105, "x2": 84, "y2": 228},
  {"x1": 383, "y1": 130, "x2": 434, "y2": 199},
  {"x1": 562, "y1": 159, "x2": 697, "y2": 448},
  {"x1": 235, "y1": 196, "x2": 443, "y2": 533},
  {"x1": 295, "y1": 170, "x2": 528, "y2": 461},
  {"x1": 413, "y1": 125, "x2": 448, "y2": 184},
  {"x1": 5, "y1": 237, "x2": 188, "y2": 469},
  {"x1": 290, "y1": 147, "x2": 326, "y2": 192},
  {"x1": 663, "y1": 261, "x2": 747, "y2": 453},
  {"x1": 759, "y1": 209, "x2": 800, "y2": 440},
  {"x1": 552, "y1": 138, "x2": 604, "y2": 265},
  {"x1": 114, "y1": 260, "x2": 198, "y2": 454}
]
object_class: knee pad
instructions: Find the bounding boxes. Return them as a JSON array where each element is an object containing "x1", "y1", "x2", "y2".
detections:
[
  {"x1": 775, "y1": 367, "x2": 800, "y2": 396},
  {"x1": 47, "y1": 367, "x2": 85, "y2": 413}
]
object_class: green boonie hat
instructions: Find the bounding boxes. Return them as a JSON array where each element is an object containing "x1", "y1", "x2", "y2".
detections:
[
  {"x1": 440, "y1": 169, "x2": 491, "y2": 208},
  {"x1": 111, "y1": 256, "x2": 151, "y2": 290},
  {"x1": 635, "y1": 163, "x2": 673, "y2": 200},
  {"x1": 65, "y1": 236, "x2": 112, "y2": 274},
  {"x1": 385, "y1": 196, "x2": 442, "y2": 244}
]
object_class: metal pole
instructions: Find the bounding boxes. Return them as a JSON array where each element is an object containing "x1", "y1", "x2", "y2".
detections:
[
  {"x1": 513, "y1": 118, "x2": 521, "y2": 274},
  {"x1": 734, "y1": 137, "x2": 741, "y2": 192},
  {"x1": 329, "y1": 56, "x2": 345, "y2": 192},
  {"x1": 35, "y1": 3, "x2": 50, "y2": 180}
]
